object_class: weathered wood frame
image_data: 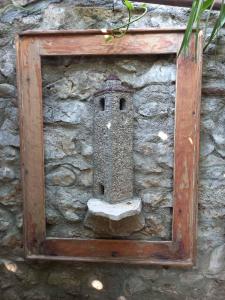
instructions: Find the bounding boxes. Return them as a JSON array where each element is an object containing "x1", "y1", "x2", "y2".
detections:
[{"x1": 16, "y1": 29, "x2": 202, "y2": 266}]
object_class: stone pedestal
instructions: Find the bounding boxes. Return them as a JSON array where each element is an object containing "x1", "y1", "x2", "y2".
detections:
[{"x1": 86, "y1": 198, "x2": 142, "y2": 221}]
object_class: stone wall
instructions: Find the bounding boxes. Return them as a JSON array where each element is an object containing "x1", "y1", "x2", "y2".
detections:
[
  {"x1": 0, "y1": 0, "x2": 225, "y2": 299},
  {"x1": 43, "y1": 54, "x2": 175, "y2": 240}
]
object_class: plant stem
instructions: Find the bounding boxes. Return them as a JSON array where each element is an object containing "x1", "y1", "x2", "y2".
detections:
[{"x1": 112, "y1": 6, "x2": 147, "y2": 33}]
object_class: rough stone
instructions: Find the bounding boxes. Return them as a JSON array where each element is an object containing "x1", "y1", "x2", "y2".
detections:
[
  {"x1": 79, "y1": 169, "x2": 93, "y2": 187},
  {"x1": 61, "y1": 209, "x2": 80, "y2": 223},
  {"x1": 46, "y1": 186, "x2": 89, "y2": 218},
  {"x1": 141, "y1": 190, "x2": 173, "y2": 208},
  {"x1": 0, "y1": 49, "x2": 15, "y2": 78},
  {"x1": 3, "y1": 289, "x2": 21, "y2": 300},
  {"x1": 0, "y1": 83, "x2": 16, "y2": 97},
  {"x1": 46, "y1": 207, "x2": 61, "y2": 225},
  {"x1": 41, "y1": 4, "x2": 66, "y2": 30},
  {"x1": 81, "y1": 142, "x2": 93, "y2": 156},
  {"x1": 85, "y1": 212, "x2": 145, "y2": 237},
  {"x1": 44, "y1": 101, "x2": 89, "y2": 125},
  {"x1": 23, "y1": 288, "x2": 51, "y2": 300},
  {"x1": 0, "y1": 166, "x2": 16, "y2": 182},
  {"x1": 12, "y1": 0, "x2": 38, "y2": 6},
  {"x1": 123, "y1": 61, "x2": 176, "y2": 88},
  {"x1": 123, "y1": 276, "x2": 146, "y2": 296},
  {"x1": 207, "y1": 244, "x2": 225, "y2": 276},
  {"x1": 138, "y1": 101, "x2": 170, "y2": 118},
  {"x1": 0, "y1": 131, "x2": 19, "y2": 147},
  {"x1": 48, "y1": 271, "x2": 81, "y2": 295},
  {"x1": 46, "y1": 166, "x2": 76, "y2": 187}
]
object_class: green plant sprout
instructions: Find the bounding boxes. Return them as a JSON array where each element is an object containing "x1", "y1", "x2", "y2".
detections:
[{"x1": 105, "y1": 0, "x2": 148, "y2": 42}]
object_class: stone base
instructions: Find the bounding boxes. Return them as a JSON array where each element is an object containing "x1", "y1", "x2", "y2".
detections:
[
  {"x1": 86, "y1": 198, "x2": 142, "y2": 221},
  {"x1": 84, "y1": 212, "x2": 145, "y2": 237},
  {"x1": 84, "y1": 198, "x2": 144, "y2": 236}
]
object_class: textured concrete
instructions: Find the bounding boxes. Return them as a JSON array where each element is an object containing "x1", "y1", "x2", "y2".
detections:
[
  {"x1": 92, "y1": 76, "x2": 134, "y2": 203},
  {"x1": 86, "y1": 76, "x2": 143, "y2": 233}
]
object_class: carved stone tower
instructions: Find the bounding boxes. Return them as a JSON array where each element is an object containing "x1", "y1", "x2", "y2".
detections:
[
  {"x1": 85, "y1": 75, "x2": 144, "y2": 236},
  {"x1": 93, "y1": 74, "x2": 134, "y2": 203}
]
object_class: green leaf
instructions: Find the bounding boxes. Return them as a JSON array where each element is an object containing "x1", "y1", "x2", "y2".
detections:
[
  {"x1": 204, "y1": 1, "x2": 225, "y2": 50},
  {"x1": 123, "y1": 0, "x2": 134, "y2": 10},
  {"x1": 178, "y1": 0, "x2": 199, "y2": 55},
  {"x1": 201, "y1": 0, "x2": 214, "y2": 11},
  {"x1": 179, "y1": 0, "x2": 214, "y2": 56},
  {"x1": 104, "y1": 35, "x2": 113, "y2": 42}
]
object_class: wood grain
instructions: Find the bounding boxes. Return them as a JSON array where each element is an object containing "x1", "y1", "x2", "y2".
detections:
[
  {"x1": 173, "y1": 31, "x2": 203, "y2": 262},
  {"x1": 42, "y1": 239, "x2": 179, "y2": 260},
  {"x1": 16, "y1": 36, "x2": 46, "y2": 255},
  {"x1": 38, "y1": 32, "x2": 183, "y2": 56},
  {"x1": 26, "y1": 254, "x2": 193, "y2": 267}
]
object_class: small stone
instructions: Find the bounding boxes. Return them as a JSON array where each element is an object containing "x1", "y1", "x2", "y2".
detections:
[
  {"x1": 46, "y1": 186, "x2": 89, "y2": 216},
  {"x1": 79, "y1": 169, "x2": 93, "y2": 187},
  {"x1": 208, "y1": 243, "x2": 225, "y2": 275},
  {"x1": 3, "y1": 289, "x2": 21, "y2": 300},
  {"x1": 0, "y1": 83, "x2": 16, "y2": 97},
  {"x1": 0, "y1": 49, "x2": 15, "y2": 78},
  {"x1": 41, "y1": 5, "x2": 66, "y2": 30},
  {"x1": 116, "y1": 59, "x2": 137, "y2": 72},
  {"x1": 141, "y1": 190, "x2": 173, "y2": 207},
  {"x1": 212, "y1": 132, "x2": 225, "y2": 146},
  {"x1": 15, "y1": 213, "x2": 23, "y2": 229},
  {"x1": 138, "y1": 102, "x2": 169, "y2": 117},
  {"x1": 138, "y1": 268, "x2": 160, "y2": 280},
  {"x1": 81, "y1": 142, "x2": 93, "y2": 156},
  {"x1": 0, "y1": 131, "x2": 19, "y2": 147},
  {"x1": 123, "y1": 61, "x2": 176, "y2": 88},
  {"x1": 48, "y1": 271, "x2": 80, "y2": 295},
  {"x1": 87, "y1": 198, "x2": 142, "y2": 221},
  {"x1": 200, "y1": 133, "x2": 215, "y2": 157},
  {"x1": 135, "y1": 173, "x2": 173, "y2": 189},
  {"x1": 12, "y1": 0, "x2": 37, "y2": 6},
  {"x1": 61, "y1": 209, "x2": 80, "y2": 223},
  {"x1": 44, "y1": 101, "x2": 89, "y2": 125},
  {"x1": 134, "y1": 153, "x2": 163, "y2": 174},
  {"x1": 46, "y1": 166, "x2": 76, "y2": 186},
  {"x1": 0, "y1": 146, "x2": 18, "y2": 162},
  {"x1": 124, "y1": 276, "x2": 146, "y2": 295},
  {"x1": 0, "y1": 207, "x2": 13, "y2": 234},
  {"x1": 46, "y1": 208, "x2": 61, "y2": 225},
  {"x1": 179, "y1": 272, "x2": 204, "y2": 285},
  {"x1": 0, "y1": 167, "x2": 16, "y2": 182},
  {"x1": 23, "y1": 288, "x2": 50, "y2": 300}
]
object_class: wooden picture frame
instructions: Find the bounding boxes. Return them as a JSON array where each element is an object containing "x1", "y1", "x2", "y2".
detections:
[{"x1": 16, "y1": 28, "x2": 203, "y2": 266}]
